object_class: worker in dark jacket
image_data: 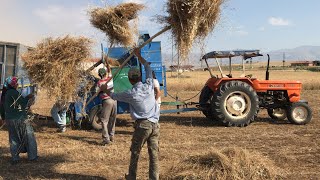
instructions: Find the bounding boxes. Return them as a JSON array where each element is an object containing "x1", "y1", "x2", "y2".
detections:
[
  {"x1": 0, "y1": 85, "x2": 8, "y2": 125},
  {"x1": 4, "y1": 76, "x2": 38, "y2": 165}
]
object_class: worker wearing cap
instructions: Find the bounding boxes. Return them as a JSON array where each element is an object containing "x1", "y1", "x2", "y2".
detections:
[
  {"x1": 96, "y1": 61, "x2": 117, "y2": 145},
  {"x1": 103, "y1": 49, "x2": 160, "y2": 180}
]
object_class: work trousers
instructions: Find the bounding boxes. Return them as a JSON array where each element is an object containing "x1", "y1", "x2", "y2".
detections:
[
  {"x1": 100, "y1": 98, "x2": 117, "y2": 141},
  {"x1": 7, "y1": 118, "x2": 38, "y2": 161},
  {"x1": 51, "y1": 104, "x2": 67, "y2": 127},
  {"x1": 127, "y1": 120, "x2": 160, "y2": 180}
]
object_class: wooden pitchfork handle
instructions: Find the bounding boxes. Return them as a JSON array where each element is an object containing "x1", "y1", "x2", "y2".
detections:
[
  {"x1": 86, "y1": 26, "x2": 171, "y2": 106},
  {"x1": 0, "y1": 120, "x2": 5, "y2": 130}
]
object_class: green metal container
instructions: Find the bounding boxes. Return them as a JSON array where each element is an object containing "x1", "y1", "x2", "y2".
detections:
[
  {"x1": 111, "y1": 67, "x2": 134, "y2": 93},
  {"x1": 111, "y1": 67, "x2": 135, "y2": 113}
]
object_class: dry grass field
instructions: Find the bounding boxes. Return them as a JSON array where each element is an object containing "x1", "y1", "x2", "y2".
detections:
[{"x1": 0, "y1": 70, "x2": 319, "y2": 179}]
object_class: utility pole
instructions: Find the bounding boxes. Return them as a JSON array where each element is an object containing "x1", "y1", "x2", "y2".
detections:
[
  {"x1": 171, "y1": 35, "x2": 173, "y2": 77},
  {"x1": 282, "y1": 52, "x2": 286, "y2": 69}
]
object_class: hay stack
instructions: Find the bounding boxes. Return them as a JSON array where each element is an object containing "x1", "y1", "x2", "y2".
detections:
[
  {"x1": 89, "y1": 3, "x2": 145, "y2": 47},
  {"x1": 160, "y1": 0, "x2": 224, "y2": 59},
  {"x1": 164, "y1": 147, "x2": 283, "y2": 180},
  {"x1": 22, "y1": 36, "x2": 92, "y2": 102}
]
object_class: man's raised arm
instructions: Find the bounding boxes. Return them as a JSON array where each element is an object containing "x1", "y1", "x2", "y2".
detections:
[{"x1": 134, "y1": 49, "x2": 152, "y2": 79}]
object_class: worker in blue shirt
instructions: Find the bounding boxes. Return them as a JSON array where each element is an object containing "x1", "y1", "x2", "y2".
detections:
[{"x1": 103, "y1": 49, "x2": 160, "y2": 180}]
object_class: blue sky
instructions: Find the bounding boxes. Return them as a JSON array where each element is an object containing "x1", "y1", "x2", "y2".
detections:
[{"x1": 1, "y1": 0, "x2": 319, "y2": 56}]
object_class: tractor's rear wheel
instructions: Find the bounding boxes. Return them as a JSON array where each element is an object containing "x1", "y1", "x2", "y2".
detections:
[
  {"x1": 286, "y1": 102, "x2": 312, "y2": 125},
  {"x1": 199, "y1": 86, "x2": 214, "y2": 119},
  {"x1": 211, "y1": 81, "x2": 259, "y2": 127},
  {"x1": 267, "y1": 108, "x2": 287, "y2": 120},
  {"x1": 89, "y1": 105, "x2": 103, "y2": 131}
]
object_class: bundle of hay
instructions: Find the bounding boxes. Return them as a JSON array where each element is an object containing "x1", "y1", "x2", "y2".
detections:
[
  {"x1": 22, "y1": 36, "x2": 92, "y2": 102},
  {"x1": 164, "y1": 147, "x2": 283, "y2": 180},
  {"x1": 104, "y1": 56, "x2": 121, "y2": 67},
  {"x1": 89, "y1": 3, "x2": 145, "y2": 47},
  {"x1": 159, "y1": 0, "x2": 224, "y2": 59}
]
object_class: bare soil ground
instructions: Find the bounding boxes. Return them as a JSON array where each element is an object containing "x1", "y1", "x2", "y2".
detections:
[{"x1": 0, "y1": 71, "x2": 319, "y2": 179}]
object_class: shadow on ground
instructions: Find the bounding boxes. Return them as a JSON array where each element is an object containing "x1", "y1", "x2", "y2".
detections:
[
  {"x1": 160, "y1": 114, "x2": 292, "y2": 127},
  {"x1": 0, "y1": 147, "x2": 106, "y2": 179},
  {"x1": 160, "y1": 115, "x2": 224, "y2": 127}
]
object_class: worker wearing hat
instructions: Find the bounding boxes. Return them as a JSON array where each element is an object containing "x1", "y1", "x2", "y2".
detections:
[
  {"x1": 103, "y1": 49, "x2": 160, "y2": 180},
  {"x1": 96, "y1": 61, "x2": 117, "y2": 145}
]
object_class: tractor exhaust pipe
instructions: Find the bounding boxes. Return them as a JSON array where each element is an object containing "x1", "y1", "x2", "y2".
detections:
[{"x1": 266, "y1": 54, "x2": 270, "y2": 80}]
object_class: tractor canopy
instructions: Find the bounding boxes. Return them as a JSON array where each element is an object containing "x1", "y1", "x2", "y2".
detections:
[{"x1": 202, "y1": 50, "x2": 263, "y2": 60}]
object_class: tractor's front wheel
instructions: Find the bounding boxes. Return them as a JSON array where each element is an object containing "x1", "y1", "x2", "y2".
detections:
[
  {"x1": 211, "y1": 81, "x2": 259, "y2": 127},
  {"x1": 286, "y1": 102, "x2": 312, "y2": 125},
  {"x1": 89, "y1": 105, "x2": 103, "y2": 131},
  {"x1": 267, "y1": 108, "x2": 287, "y2": 120}
]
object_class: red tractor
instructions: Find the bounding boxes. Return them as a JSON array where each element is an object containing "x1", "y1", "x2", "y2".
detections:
[{"x1": 199, "y1": 50, "x2": 312, "y2": 127}]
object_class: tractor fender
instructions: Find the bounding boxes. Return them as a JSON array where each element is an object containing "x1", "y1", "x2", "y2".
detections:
[{"x1": 206, "y1": 77, "x2": 254, "y2": 92}]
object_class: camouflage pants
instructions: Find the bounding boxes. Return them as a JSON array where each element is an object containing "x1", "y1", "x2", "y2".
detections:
[{"x1": 127, "y1": 120, "x2": 160, "y2": 180}]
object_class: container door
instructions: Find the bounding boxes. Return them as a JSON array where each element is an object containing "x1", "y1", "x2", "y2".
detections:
[{"x1": 5, "y1": 46, "x2": 17, "y2": 79}]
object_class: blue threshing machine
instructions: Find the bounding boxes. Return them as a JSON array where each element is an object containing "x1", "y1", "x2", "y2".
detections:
[{"x1": 68, "y1": 32, "x2": 170, "y2": 130}]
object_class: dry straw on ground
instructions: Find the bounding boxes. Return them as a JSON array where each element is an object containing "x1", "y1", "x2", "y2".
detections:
[
  {"x1": 164, "y1": 147, "x2": 283, "y2": 180},
  {"x1": 89, "y1": 3, "x2": 145, "y2": 47},
  {"x1": 22, "y1": 36, "x2": 92, "y2": 102},
  {"x1": 159, "y1": 0, "x2": 224, "y2": 59}
]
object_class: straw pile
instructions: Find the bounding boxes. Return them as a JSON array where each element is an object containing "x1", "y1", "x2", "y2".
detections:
[
  {"x1": 160, "y1": 0, "x2": 224, "y2": 59},
  {"x1": 104, "y1": 55, "x2": 120, "y2": 67},
  {"x1": 163, "y1": 147, "x2": 283, "y2": 180},
  {"x1": 89, "y1": 3, "x2": 145, "y2": 47},
  {"x1": 22, "y1": 36, "x2": 92, "y2": 102}
]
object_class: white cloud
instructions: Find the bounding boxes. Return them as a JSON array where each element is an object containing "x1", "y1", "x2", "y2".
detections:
[
  {"x1": 268, "y1": 17, "x2": 291, "y2": 26},
  {"x1": 258, "y1": 26, "x2": 265, "y2": 31},
  {"x1": 33, "y1": 5, "x2": 90, "y2": 32}
]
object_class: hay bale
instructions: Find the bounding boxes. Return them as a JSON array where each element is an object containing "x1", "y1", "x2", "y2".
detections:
[
  {"x1": 89, "y1": 3, "x2": 145, "y2": 47},
  {"x1": 22, "y1": 36, "x2": 92, "y2": 102},
  {"x1": 163, "y1": 147, "x2": 283, "y2": 180},
  {"x1": 160, "y1": 0, "x2": 224, "y2": 59}
]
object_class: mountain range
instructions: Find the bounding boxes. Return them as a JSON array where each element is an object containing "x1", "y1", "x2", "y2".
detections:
[
  {"x1": 266, "y1": 46, "x2": 320, "y2": 61},
  {"x1": 162, "y1": 46, "x2": 320, "y2": 68}
]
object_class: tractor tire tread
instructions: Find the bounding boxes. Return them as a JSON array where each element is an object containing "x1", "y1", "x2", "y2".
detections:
[{"x1": 211, "y1": 81, "x2": 259, "y2": 127}]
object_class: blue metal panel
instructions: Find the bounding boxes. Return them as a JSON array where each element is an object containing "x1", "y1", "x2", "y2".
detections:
[
  {"x1": 117, "y1": 101, "x2": 130, "y2": 114},
  {"x1": 140, "y1": 42, "x2": 163, "y2": 87},
  {"x1": 106, "y1": 47, "x2": 138, "y2": 67},
  {"x1": 107, "y1": 47, "x2": 129, "y2": 59},
  {"x1": 85, "y1": 95, "x2": 102, "y2": 113},
  {"x1": 163, "y1": 66, "x2": 167, "y2": 96}
]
